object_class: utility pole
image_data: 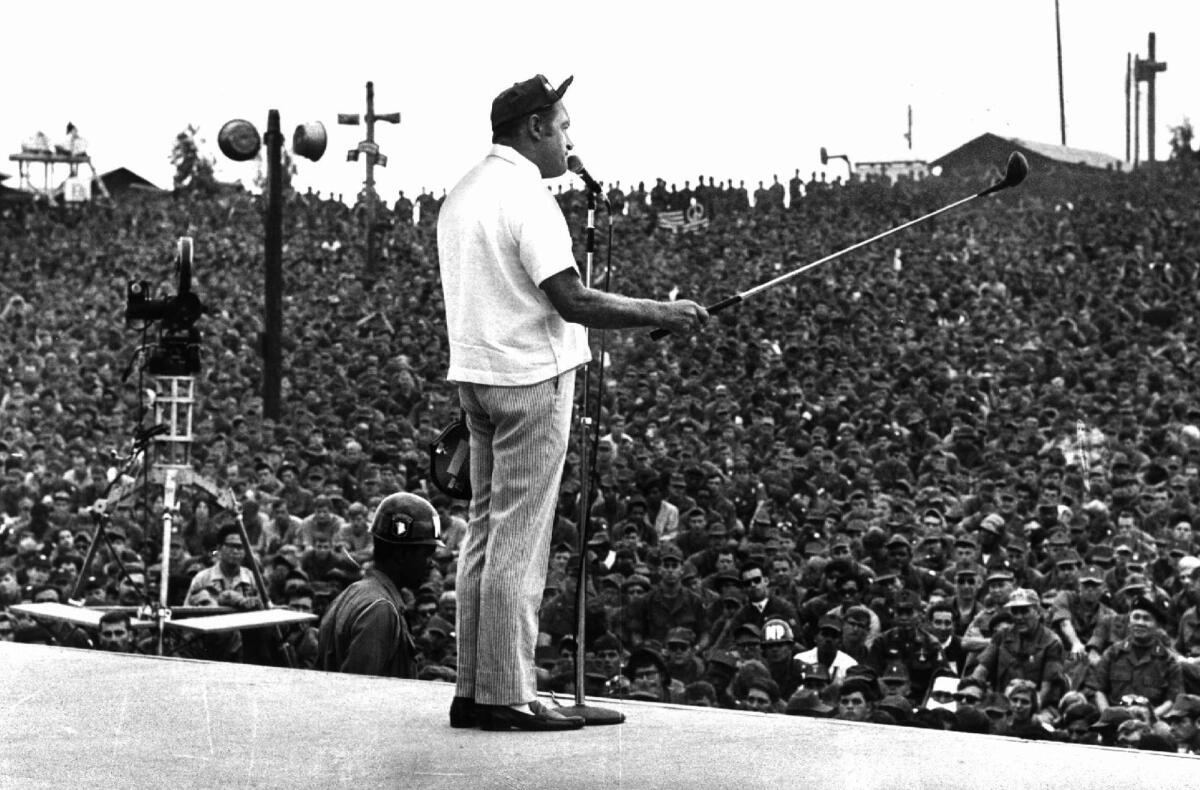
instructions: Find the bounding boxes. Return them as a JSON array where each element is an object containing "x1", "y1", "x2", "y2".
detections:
[
  {"x1": 1125, "y1": 53, "x2": 1132, "y2": 163},
  {"x1": 1134, "y1": 65, "x2": 1141, "y2": 167},
  {"x1": 263, "y1": 111, "x2": 283, "y2": 419},
  {"x1": 217, "y1": 113, "x2": 326, "y2": 419},
  {"x1": 339, "y1": 81, "x2": 400, "y2": 276},
  {"x1": 1135, "y1": 32, "x2": 1167, "y2": 164},
  {"x1": 1055, "y1": 0, "x2": 1067, "y2": 145},
  {"x1": 904, "y1": 105, "x2": 913, "y2": 151}
]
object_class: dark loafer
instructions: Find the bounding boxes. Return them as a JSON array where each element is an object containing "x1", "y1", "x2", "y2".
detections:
[
  {"x1": 479, "y1": 701, "x2": 585, "y2": 731},
  {"x1": 450, "y1": 696, "x2": 478, "y2": 728}
]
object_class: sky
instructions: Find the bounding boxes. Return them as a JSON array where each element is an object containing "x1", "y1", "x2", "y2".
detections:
[{"x1": 2, "y1": 1, "x2": 1197, "y2": 202}]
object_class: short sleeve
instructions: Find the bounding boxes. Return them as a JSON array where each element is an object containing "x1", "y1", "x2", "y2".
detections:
[{"x1": 514, "y1": 188, "x2": 577, "y2": 287}]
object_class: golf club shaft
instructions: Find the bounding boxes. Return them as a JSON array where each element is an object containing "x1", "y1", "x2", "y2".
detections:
[
  {"x1": 743, "y1": 191, "x2": 981, "y2": 299},
  {"x1": 650, "y1": 190, "x2": 982, "y2": 341}
]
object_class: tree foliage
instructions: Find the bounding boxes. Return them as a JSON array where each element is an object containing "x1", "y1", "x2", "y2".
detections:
[
  {"x1": 254, "y1": 145, "x2": 298, "y2": 196},
  {"x1": 1168, "y1": 118, "x2": 1196, "y2": 162},
  {"x1": 170, "y1": 124, "x2": 219, "y2": 193}
]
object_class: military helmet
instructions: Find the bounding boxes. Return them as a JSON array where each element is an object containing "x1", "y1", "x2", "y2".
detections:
[{"x1": 370, "y1": 492, "x2": 445, "y2": 548}]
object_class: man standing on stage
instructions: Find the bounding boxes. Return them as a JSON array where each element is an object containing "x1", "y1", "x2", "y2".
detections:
[{"x1": 438, "y1": 73, "x2": 707, "y2": 731}]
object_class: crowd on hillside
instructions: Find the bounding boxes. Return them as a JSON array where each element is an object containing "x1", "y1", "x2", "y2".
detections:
[{"x1": 4, "y1": 156, "x2": 1200, "y2": 752}]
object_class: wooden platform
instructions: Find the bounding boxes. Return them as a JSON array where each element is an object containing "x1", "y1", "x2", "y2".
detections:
[{"x1": 1, "y1": 642, "x2": 1195, "y2": 789}]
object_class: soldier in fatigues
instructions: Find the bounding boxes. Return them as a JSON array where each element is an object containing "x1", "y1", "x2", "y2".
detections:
[
  {"x1": 867, "y1": 589, "x2": 946, "y2": 703},
  {"x1": 1088, "y1": 597, "x2": 1182, "y2": 718},
  {"x1": 971, "y1": 589, "x2": 1065, "y2": 707},
  {"x1": 317, "y1": 493, "x2": 442, "y2": 678}
]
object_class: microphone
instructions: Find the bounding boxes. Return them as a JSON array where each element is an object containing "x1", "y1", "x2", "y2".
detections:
[{"x1": 567, "y1": 155, "x2": 609, "y2": 207}]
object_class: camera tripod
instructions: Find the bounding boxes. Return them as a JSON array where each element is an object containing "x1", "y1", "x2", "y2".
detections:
[{"x1": 14, "y1": 238, "x2": 313, "y2": 654}]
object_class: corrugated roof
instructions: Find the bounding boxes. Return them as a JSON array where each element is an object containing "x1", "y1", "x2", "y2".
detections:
[
  {"x1": 1007, "y1": 137, "x2": 1125, "y2": 170},
  {"x1": 99, "y1": 167, "x2": 162, "y2": 191}
]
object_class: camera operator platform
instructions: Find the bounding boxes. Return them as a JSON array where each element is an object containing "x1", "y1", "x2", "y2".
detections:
[
  {"x1": 8, "y1": 123, "x2": 112, "y2": 203},
  {"x1": 10, "y1": 238, "x2": 314, "y2": 656}
]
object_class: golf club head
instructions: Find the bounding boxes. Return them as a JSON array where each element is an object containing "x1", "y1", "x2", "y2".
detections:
[
  {"x1": 978, "y1": 151, "x2": 1029, "y2": 196},
  {"x1": 1001, "y1": 151, "x2": 1029, "y2": 189}
]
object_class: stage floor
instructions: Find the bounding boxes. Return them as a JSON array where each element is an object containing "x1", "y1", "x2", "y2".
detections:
[{"x1": 2, "y1": 642, "x2": 1196, "y2": 789}]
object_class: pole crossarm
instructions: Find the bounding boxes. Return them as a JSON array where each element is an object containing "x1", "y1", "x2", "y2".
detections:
[
  {"x1": 339, "y1": 81, "x2": 400, "y2": 177},
  {"x1": 338, "y1": 81, "x2": 400, "y2": 275}
]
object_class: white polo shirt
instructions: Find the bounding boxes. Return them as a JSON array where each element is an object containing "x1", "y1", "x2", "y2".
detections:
[{"x1": 437, "y1": 144, "x2": 591, "y2": 386}]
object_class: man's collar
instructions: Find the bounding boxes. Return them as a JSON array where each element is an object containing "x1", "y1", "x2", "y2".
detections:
[
  {"x1": 488, "y1": 144, "x2": 541, "y2": 180},
  {"x1": 368, "y1": 568, "x2": 403, "y2": 601}
]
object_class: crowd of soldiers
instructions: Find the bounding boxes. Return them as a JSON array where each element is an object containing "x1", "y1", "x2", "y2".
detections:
[{"x1": 3, "y1": 153, "x2": 1200, "y2": 753}]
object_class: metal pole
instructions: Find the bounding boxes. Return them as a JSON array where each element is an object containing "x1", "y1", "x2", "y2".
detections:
[
  {"x1": 1134, "y1": 74, "x2": 1141, "y2": 167},
  {"x1": 68, "y1": 515, "x2": 109, "y2": 603},
  {"x1": 263, "y1": 110, "x2": 283, "y2": 420},
  {"x1": 157, "y1": 469, "x2": 178, "y2": 656},
  {"x1": 1125, "y1": 53, "x2": 1132, "y2": 163},
  {"x1": 365, "y1": 82, "x2": 379, "y2": 277},
  {"x1": 555, "y1": 187, "x2": 624, "y2": 726},
  {"x1": 1147, "y1": 32, "x2": 1157, "y2": 164},
  {"x1": 1055, "y1": 0, "x2": 1067, "y2": 145},
  {"x1": 571, "y1": 187, "x2": 596, "y2": 700},
  {"x1": 232, "y1": 506, "x2": 273, "y2": 606}
]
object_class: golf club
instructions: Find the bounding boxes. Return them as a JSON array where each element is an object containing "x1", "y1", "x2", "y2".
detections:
[{"x1": 651, "y1": 151, "x2": 1029, "y2": 340}]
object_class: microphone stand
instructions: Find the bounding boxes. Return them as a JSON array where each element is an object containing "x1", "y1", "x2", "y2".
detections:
[{"x1": 552, "y1": 184, "x2": 625, "y2": 725}]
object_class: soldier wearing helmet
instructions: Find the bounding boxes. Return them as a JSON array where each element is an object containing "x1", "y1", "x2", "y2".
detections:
[
  {"x1": 760, "y1": 618, "x2": 804, "y2": 698},
  {"x1": 317, "y1": 493, "x2": 442, "y2": 678}
]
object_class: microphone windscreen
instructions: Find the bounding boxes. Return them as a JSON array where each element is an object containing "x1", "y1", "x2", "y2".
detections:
[{"x1": 567, "y1": 155, "x2": 585, "y2": 175}]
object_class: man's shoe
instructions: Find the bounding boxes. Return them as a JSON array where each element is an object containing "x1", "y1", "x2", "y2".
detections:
[
  {"x1": 478, "y1": 701, "x2": 585, "y2": 731},
  {"x1": 450, "y1": 696, "x2": 478, "y2": 728}
]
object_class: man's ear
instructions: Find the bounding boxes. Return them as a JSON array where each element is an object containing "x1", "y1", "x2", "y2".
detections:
[{"x1": 527, "y1": 112, "x2": 545, "y2": 141}]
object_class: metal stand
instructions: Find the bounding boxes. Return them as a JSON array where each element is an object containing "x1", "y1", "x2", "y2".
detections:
[{"x1": 552, "y1": 188, "x2": 624, "y2": 725}]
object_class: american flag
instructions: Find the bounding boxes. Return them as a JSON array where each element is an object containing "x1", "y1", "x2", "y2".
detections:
[{"x1": 656, "y1": 203, "x2": 709, "y2": 233}]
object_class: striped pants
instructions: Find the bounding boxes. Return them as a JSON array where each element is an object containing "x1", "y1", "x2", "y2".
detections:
[{"x1": 454, "y1": 369, "x2": 576, "y2": 705}]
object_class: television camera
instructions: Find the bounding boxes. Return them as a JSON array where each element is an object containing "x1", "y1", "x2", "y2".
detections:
[{"x1": 125, "y1": 237, "x2": 206, "y2": 376}]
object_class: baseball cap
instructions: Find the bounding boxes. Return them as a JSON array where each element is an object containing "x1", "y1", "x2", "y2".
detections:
[
  {"x1": 979, "y1": 513, "x2": 1006, "y2": 533},
  {"x1": 1163, "y1": 693, "x2": 1200, "y2": 721},
  {"x1": 893, "y1": 589, "x2": 922, "y2": 610},
  {"x1": 1090, "y1": 706, "x2": 1133, "y2": 730},
  {"x1": 622, "y1": 574, "x2": 651, "y2": 593},
  {"x1": 593, "y1": 632, "x2": 622, "y2": 653},
  {"x1": 1004, "y1": 588, "x2": 1040, "y2": 608},
  {"x1": 1118, "y1": 574, "x2": 1150, "y2": 595},
  {"x1": 734, "y1": 623, "x2": 763, "y2": 642},
  {"x1": 491, "y1": 74, "x2": 574, "y2": 131},
  {"x1": 817, "y1": 615, "x2": 843, "y2": 633},
  {"x1": 843, "y1": 605, "x2": 872, "y2": 627},
  {"x1": 659, "y1": 543, "x2": 684, "y2": 562},
  {"x1": 666, "y1": 627, "x2": 695, "y2": 646},
  {"x1": 985, "y1": 559, "x2": 1015, "y2": 582},
  {"x1": 785, "y1": 688, "x2": 835, "y2": 717},
  {"x1": 878, "y1": 695, "x2": 915, "y2": 723},
  {"x1": 839, "y1": 676, "x2": 878, "y2": 702}
]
